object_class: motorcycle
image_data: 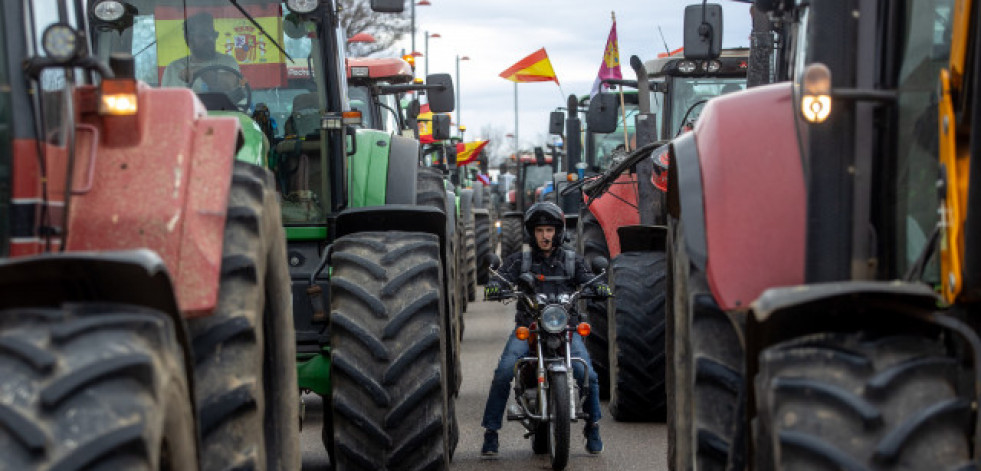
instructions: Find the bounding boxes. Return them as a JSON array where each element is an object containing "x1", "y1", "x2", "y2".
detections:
[{"x1": 486, "y1": 255, "x2": 608, "y2": 470}]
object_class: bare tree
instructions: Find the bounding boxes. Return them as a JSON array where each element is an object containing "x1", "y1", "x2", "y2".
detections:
[
  {"x1": 479, "y1": 124, "x2": 508, "y2": 167},
  {"x1": 338, "y1": 0, "x2": 411, "y2": 57}
]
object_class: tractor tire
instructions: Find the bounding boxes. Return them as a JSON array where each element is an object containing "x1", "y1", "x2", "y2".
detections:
[
  {"x1": 465, "y1": 226, "x2": 477, "y2": 302},
  {"x1": 0, "y1": 304, "x2": 197, "y2": 470},
  {"x1": 188, "y1": 161, "x2": 299, "y2": 471},
  {"x1": 456, "y1": 219, "x2": 469, "y2": 315},
  {"x1": 667, "y1": 220, "x2": 744, "y2": 471},
  {"x1": 475, "y1": 212, "x2": 491, "y2": 285},
  {"x1": 755, "y1": 333, "x2": 972, "y2": 470},
  {"x1": 329, "y1": 231, "x2": 453, "y2": 470},
  {"x1": 416, "y1": 168, "x2": 462, "y2": 399},
  {"x1": 578, "y1": 210, "x2": 611, "y2": 399},
  {"x1": 500, "y1": 215, "x2": 524, "y2": 260},
  {"x1": 608, "y1": 251, "x2": 668, "y2": 422},
  {"x1": 416, "y1": 167, "x2": 447, "y2": 210}
]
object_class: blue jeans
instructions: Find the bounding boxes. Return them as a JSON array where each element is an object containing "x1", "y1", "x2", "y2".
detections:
[{"x1": 481, "y1": 330, "x2": 602, "y2": 431}]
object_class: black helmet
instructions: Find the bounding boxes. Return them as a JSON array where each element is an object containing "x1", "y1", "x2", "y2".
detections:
[{"x1": 524, "y1": 202, "x2": 565, "y2": 246}]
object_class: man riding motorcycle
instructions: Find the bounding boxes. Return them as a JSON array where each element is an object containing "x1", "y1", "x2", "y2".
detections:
[{"x1": 481, "y1": 202, "x2": 611, "y2": 456}]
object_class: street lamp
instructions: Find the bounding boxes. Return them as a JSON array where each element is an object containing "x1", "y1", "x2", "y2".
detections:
[
  {"x1": 455, "y1": 55, "x2": 469, "y2": 137},
  {"x1": 411, "y1": 0, "x2": 431, "y2": 61},
  {"x1": 424, "y1": 31, "x2": 440, "y2": 77}
]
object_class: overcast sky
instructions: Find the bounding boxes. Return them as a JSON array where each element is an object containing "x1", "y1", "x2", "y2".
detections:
[{"x1": 391, "y1": 0, "x2": 754, "y2": 157}]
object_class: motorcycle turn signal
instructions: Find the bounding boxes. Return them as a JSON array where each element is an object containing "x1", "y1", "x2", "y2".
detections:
[{"x1": 577, "y1": 322, "x2": 591, "y2": 337}]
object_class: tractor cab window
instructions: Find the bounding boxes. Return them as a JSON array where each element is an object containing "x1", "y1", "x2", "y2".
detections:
[
  {"x1": 892, "y1": 0, "x2": 955, "y2": 279},
  {"x1": 668, "y1": 77, "x2": 745, "y2": 136},
  {"x1": 522, "y1": 164, "x2": 553, "y2": 211},
  {"x1": 91, "y1": 1, "x2": 338, "y2": 225},
  {"x1": 347, "y1": 85, "x2": 373, "y2": 129}
]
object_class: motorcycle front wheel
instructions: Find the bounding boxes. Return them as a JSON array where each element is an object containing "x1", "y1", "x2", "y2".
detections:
[{"x1": 548, "y1": 371, "x2": 571, "y2": 470}]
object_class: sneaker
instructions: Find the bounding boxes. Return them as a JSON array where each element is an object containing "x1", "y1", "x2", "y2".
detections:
[
  {"x1": 584, "y1": 423, "x2": 603, "y2": 454},
  {"x1": 481, "y1": 430, "x2": 499, "y2": 456}
]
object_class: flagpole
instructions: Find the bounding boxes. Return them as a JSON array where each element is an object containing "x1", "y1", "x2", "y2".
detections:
[
  {"x1": 514, "y1": 82, "x2": 519, "y2": 159},
  {"x1": 609, "y1": 11, "x2": 629, "y2": 151}
]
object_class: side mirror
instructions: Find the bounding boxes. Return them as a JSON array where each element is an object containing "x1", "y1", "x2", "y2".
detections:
[
  {"x1": 426, "y1": 74, "x2": 455, "y2": 113},
  {"x1": 549, "y1": 111, "x2": 565, "y2": 135},
  {"x1": 534, "y1": 147, "x2": 547, "y2": 166},
  {"x1": 432, "y1": 114, "x2": 451, "y2": 140},
  {"x1": 445, "y1": 142, "x2": 458, "y2": 169},
  {"x1": 370, "y1": 0, "x2": 404, "y2": 13},
  {"x1": 586, "y1": 93, "x2": 619, "y2": 134},
  {"x1": 683, "y1": 3, "x2": 723, "y2": 60},
  {"x1": 590, "y1": 256, "x2": 609, "y2": 273},
  {"x1": 488, "y1": 254, "x2": 502, "y2": 270}
]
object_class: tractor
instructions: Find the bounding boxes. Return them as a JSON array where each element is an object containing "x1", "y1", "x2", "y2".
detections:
[
  {"x1": 0, "y1": 0, "x2": 299, "y2": 469},
  {"x1": 569, "y1": 37, "x2": 749, "y2": 416},
  {"x1": 86, "y1": 0, "x2": 461, "y2": 468},
  {"x1": 666, "y1": 0, "x2": 981, "y2": 469}
]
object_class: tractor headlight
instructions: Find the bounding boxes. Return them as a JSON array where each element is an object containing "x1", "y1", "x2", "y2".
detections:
[
  {"x1": 678, "y1": 60, "x2": 697, "y2": 74},
  {"x1": 287, "y1": 0, "x2": 319, "y2": 14},
  {"x1": 42, "y1": 24, "x2": 81, "y2": 62},
  {"x1": 92, "y1": 0, "x2": 126, "y2": 21},
  {"x1": 541, "y1": 306, "x2": 568, "y2": 334},
  {"x1": 801, "y1": 63, "x2": 832, "y2": 123}
]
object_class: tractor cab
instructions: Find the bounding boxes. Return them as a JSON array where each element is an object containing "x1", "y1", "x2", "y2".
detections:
[{"x1": 346, "y1": 56, "x2": 414, "y2": 134}]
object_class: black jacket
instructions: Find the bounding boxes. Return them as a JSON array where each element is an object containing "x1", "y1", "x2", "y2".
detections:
[{"x1": 496, "y1": 247, "x2": 595, "y2": 326}]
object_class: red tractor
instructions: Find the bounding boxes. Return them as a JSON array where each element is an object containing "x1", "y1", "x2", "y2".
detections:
[
  {"x1": 666, "y1": 0, "x2": 981, "y2": 469},
  {"x1": 0, "y1": 1, "x2": 307, "y2": 468}
]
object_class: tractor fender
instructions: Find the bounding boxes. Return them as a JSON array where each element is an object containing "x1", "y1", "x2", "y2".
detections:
[
  {"x1": 386, "y1": 134, "x2": 419, "y2": 204},
  {"x1": 335, "y1": 205, "x2": 447, "y2": 259},
  {"x1": 616, "y1": 224, "x2": 667, "y2": 253},
  {"x1": 584, "y1": 174, "x2": 640, "y2": 258},
  {"x1": 668, "y1": 83, "x2": 805, "y2": 311},
  {"x1": 67, "y1": 86, "x2": 239, "y2": 315},
  {"x1": 348, "y1": 128, "x2": 396, "y2": 208}
]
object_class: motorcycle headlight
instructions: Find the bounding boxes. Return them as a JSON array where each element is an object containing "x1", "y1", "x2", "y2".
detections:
[{"x1": 541, "y1": 306, "x2": 568, "y2": 334}]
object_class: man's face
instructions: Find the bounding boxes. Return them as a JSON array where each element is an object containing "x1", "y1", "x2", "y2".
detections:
[
  {"x1": 187, "y1": 28, "x2": 218, "y2": 60},
  {"x1": 534, "y1": 225, "x2": 556, "y2": 253}
]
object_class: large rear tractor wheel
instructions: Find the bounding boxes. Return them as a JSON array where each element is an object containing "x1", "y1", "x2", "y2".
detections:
[
  {"x1": 500, "y1": 214, "x2": 524, "y2": 260},
  {"x1": 668, "y1": 220, "x2": 744, "y2": 471},
  {"x1": 465, "y1": 226, "x2": 477, "y2": 301},
  {"x1": 755, "y1": 333, "x2": 972, "y2": 470},
  {"x1": 188, "y1": 161, "x2": 299, "y2": 470},
  {"x1": 475, "y1": 212, "x2": 491, "y2": 285},
  {"x1": 578, "y1": 210, "x2": 611, "y2": 399},
  {"x1": 329, "y1": 231, "x2": 453, "y2": 470},
  {"x1": 0, "y1": 304, "x2": 197, "y2": 470},
  {"x1": 608, "y1": 251, "x2": 667, "y2": 421}
]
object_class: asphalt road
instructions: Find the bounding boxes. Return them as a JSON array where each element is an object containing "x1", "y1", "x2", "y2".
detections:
[{"x1": 301, "y1": 296, "x2": 668, "y2": 470}]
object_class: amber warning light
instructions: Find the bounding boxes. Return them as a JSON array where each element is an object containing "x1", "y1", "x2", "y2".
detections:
[{"x1": 99, "y1": 78, "x2": 138, "y2": 116}]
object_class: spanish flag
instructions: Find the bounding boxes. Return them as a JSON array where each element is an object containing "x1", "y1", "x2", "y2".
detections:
[
  {"x1": 499, "y1": 48, "x2": 559, "y2": 84},
  {"x1": 417, "y1": 103, "x2": 436, "y2": 143},
  {"x1": 456, "y1": 140, "x2": 489, "y2": 165}
]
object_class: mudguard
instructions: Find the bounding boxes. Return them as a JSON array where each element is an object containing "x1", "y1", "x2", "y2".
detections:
[
  {"x1": 386, "y1": 134, "x2": 419, "y2": 204},
  {"x1": 669, "y1": 83, "x2": 806, "y2": 311},
  {"x1": 348, "y1": 128, "x2": 394, "y2": 207},
  {"x1": 65, "y1": 86, "x2": 239, "y2": 315},
  {"x1": 584, "y1": 174, "x2": 640, "y2": 258},
  {"x1": 617, "y1": 224, "x2": 666, "y2": 253},
  {"x1": 335, "y1": 205, "x2": 447, "y2": 252}
]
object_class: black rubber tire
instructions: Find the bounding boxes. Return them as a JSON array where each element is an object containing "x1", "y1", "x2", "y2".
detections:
[
  {"x1": 548, "y1": 371, "x2": 571, "y2": 471},
  {"x1": 578, "y1": 210, "x2": 611, "y2": 399},
  {"x1": 416, "y1": 167, "x2": 447, "y2": 210},
  {"x1": 465, "y1": 226, "x2": 476, "y2": 301},
  {"x1": 608, "y1": 251, "x2": 668, "y2": 422},
  {"x1": 667, "y1": 219, "x2": 744, "y2": 471},
  {"x1": 755, "y1": 333, "x2": 972, "y2": 470},
  {"x1": 456, "y1": 218, "x2": 469, "y2": 315},
  {"x1": 416, "y1": 168, "x2": 462, "y2": 400},
  {"x1": 500, "y1": 215, "x2": 524, "y2": 260},
  {"x1": 532, "y1": 421, "x2": 548, "y2": 454},
  {"x1": 329, "y1": 231, "x2": 452, "y2": 470},
  {"x1": 474, "y1": 212, "x2": 491, "y2": 285},
  {"x1": 188, "y1": 161, "x2": 300, "y2": 470},
  {"x1": 0, "y1": 304, "x2": 197, "y2": 470}
]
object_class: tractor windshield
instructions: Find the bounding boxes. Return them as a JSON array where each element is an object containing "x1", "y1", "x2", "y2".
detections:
[
  {"x1": 522, "y1": 164, "x2": 553, "y2": 212},
  {"x1": 91, "y1": 1, "x2": 343, "y2": 225},
  {"x1": 668, "y1": 77, "x2": 745, "y2": 136},
  {"x1": 891, "y1": 0, "x2": 955, "y2": 279}
]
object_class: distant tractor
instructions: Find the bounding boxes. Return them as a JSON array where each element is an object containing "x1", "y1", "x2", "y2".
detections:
[{"x1": 499, "y1": 153, "x2": 558, "y2": 259}]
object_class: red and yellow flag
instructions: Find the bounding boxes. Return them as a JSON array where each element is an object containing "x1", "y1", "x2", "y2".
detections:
[
  {"x1": 417, "y1": 103, "x2": 439, "y2": 143},
  {"x1": 499, "y1": 48, "x2": 559, "y2": 84},
  {"x1": 456, "y1": 140, "x2": 489, "y2": 165}
]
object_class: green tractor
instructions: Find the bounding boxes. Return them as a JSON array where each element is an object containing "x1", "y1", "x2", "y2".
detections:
[{"x1": 89, "y1": 0, "x2": 460, "y2": 468}]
